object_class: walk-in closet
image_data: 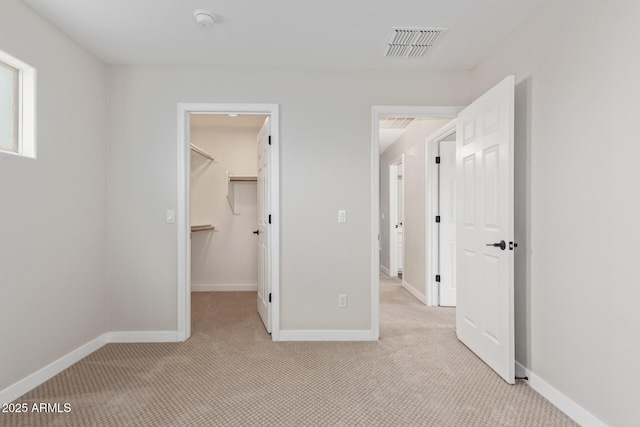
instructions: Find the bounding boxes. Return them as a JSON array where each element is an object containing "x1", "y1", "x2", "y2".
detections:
[{"x1": 189, "y1": 114, "x2": 267, "y2": 297}]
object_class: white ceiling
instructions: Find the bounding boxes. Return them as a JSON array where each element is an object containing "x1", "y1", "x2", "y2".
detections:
[{"x1": 21, "y1": 0, "x2": 545, "y2": 70}]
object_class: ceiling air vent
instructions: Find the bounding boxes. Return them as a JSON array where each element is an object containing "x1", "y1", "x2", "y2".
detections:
[
  {"x1": 380, "y1": 116, "x2": 415, "y2": 129},
  {"x1": 384, "y1": 28, "x2": 447, "y2": 58}
]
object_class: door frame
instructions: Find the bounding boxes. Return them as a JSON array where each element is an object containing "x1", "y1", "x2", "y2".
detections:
[
  {"x1": 426, "y1": 119, "x2": 457, "y2": 306},
  {"x1": 177, "y1": 103, "x2": 280, "y2": 341},
  {"x1": 371, "y1": 106, "x2": 462, "y2": 340},
  {"x1": 388, "y1": 154, "x2": 404, "y2": 278}
]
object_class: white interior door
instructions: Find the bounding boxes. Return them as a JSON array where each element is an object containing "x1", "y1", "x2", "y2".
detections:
[
  {"x1": 257, "y1": 118, "x2": 271, "y2": 332},
  {"x1": 397, "y1": 164, "x2": 404, "y2": 273},
  {"x1": 439, "y1": 139, "x2": 457, "y2": 306},
  {"x1": 456, "y1": 76, "x2": 515, "y2": 384}
]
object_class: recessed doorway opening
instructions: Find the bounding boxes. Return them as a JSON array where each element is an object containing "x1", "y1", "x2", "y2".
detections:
[
  {"x1": 177, "y1": 103, "x2": 280, "y2": 342},
  {"x1": 371, "y1": 105, "x2": 461, "y2": 339}
]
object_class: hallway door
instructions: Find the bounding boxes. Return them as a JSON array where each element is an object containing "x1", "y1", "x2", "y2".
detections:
[{"x1": 439, "y1": 139, "x2": 457, "y2": 306}]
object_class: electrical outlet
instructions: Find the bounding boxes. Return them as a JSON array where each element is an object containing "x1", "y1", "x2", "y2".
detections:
[{"x1": 338, "y1": 294, "x2": 347, "y2": 308}]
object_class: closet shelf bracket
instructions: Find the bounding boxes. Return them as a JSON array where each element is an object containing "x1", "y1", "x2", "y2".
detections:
[{"x1": 226, "y1": 170, "x2": 257, "y2": 215}]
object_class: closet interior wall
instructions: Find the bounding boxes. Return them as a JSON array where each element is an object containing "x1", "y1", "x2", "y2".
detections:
[{"x1": 190, "y1": 123, "x2": 261, "y2": 291}]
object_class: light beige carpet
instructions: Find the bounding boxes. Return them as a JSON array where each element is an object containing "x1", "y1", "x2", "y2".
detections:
[{"x1": 1, "y1": 275, "x2": 577, "y2": 426}]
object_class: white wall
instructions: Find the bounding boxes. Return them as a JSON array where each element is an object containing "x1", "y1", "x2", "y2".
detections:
[
  {"x1": 0, "y1": 0, "x2": 107, "y2": 392},
  {"x1": 379, "y1": 119, "x2": 450, "y2": 301},
  {"x1": 190, "y1": 126, "x2": 259, "y2": 288},
  {"x1": 472, "y1": 1, "x2": 640, "y2": 424},
  {"x1": 107, "y1": 66, "x2": 471, "y2": 332}
]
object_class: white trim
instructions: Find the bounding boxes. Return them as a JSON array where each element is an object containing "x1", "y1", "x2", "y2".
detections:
[
  {"x1": 191, "y1": 284, "x2": 257, "y2": 292},
  {"x1": 0, "y1": 334, "x2": 108, "y2": 405},
  {"x1": 371, "y1": 106, "x2": 463, "y2": 341},
  {"x1": 278, "y1": 330, "x2": 375, "y2": 341},
  {"x1": 0, "y1": 49, "x2": 37, "y2": 159},
  {"x1": 401, "y1": 279, "x2": 427, "y2": 305},
  {"x1": 371, "y1": 109, "x2": 380, "y2": 341},
  {"x1": 177, "y1": 106, "x2": 190, "y2": 342},
  {"x1": 0, "y1": 331, "x2": 182, "y2": 404},
  {"x1": 379, "y1": 265, "x2": 391, "y2": 276},
  {"x1": 425, "y1": 119, "x2": 457, "y2": 306},
  {"x1": 107, "y1": 331, "x2": 180, "y2": 343},
  {"x1": 177, "y1": 103, "x2": 280, "y2": 343},
  {"x1": 515, "y1": 362, "x2": 607, "y2": 427}
]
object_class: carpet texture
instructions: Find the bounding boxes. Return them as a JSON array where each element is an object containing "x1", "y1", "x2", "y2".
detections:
[{"x1": 1, "y1": 275, "x2": 577, "y2": 426}]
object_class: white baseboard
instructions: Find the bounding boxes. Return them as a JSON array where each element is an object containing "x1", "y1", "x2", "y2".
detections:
[
  {"x1": 0, "y1": 330, "x2": 182, "y2": 404},
  {"x1": 191, "y1": 284, "x2": 257, "y2": 292},
  {"x1": 401, "y1": 279, "x2": 427, "y2": 305},
  {"x1": 2, "y1": 327, "x2": 377, "y2": 404},
  {"x1": 278, "y1": 330, "x2": 375, "y2": 341},
  {"x1": 515, "y1": 362, "x2": 607, "y2": 427},
  {"x1": 107, "y1": 331, "x2": 179, "y2": 343},
  {"x1": 515, "y1": 361, "x2": 527, "y2": 378},
  {"x1": 0, "y1": 334, "x2": 109, "y2": 405},
  {"x1": 379, "y1": 265, "x2": 390, "y2": 276}
]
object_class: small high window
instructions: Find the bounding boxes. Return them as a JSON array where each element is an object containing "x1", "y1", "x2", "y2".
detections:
[
  {"x1": 0, "y1": 61, "x2": 19, "y2": 153},
  {"x1": 0, "y1": 50, "x2": 36, "y2": 159}
]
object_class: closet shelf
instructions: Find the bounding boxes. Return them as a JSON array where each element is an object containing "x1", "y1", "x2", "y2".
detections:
[
  {"x1": 226, "y1": 170, "x2": 257, "y2": 215},
  {"x1": 191, "y1": 224, "x2": 215, "y2": 232},
  {"x1": 190, "y1": 143, "x2": 214, "y2": 161},
  {"x1": 229, "y1": 176, "x2": 257, "y2": 182}
]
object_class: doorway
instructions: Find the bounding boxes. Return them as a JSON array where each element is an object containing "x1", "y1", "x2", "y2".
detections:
[
  {"x1": 371, "y1": 106, "x2": 462, "y2": 339},
  {"x1": 189, "y1": 114, "x2": 269, "y2": 327},
  {"x1": 177, "y1": 103, "x2": 280, "y2": 341},
  {"x1": 373, "y1": 76, "x2": 516, "y2": 383}
]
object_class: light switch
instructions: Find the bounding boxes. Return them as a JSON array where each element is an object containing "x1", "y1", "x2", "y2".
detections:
[
  {"x1": 338, "y1": 210, "x2": 347, "y2": 223},
  {"x1": 166, "y1": 210, "x2": 175, "y2": 223}
]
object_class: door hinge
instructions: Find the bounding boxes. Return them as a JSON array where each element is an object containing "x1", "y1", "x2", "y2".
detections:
[
  {"x1": 435, "y1": 156, "x2": 441, "y2": 164},
  {"x1": 268, "y1": 214, "x2": 271, "y2": 224},
  {"x1": 435, "y1": 215, "x2": 441, "y2": 223},
  {"x1": 268, "y1": 135, "x2": 271, "y2": 145},
  {"x1": 268, "y1": 293, "x2": 272, "y2": 303},
  {"x1": 435, "y1": 274, "x2": 441, "y2": 283}
]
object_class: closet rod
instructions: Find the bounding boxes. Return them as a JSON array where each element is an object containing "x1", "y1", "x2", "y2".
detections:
[{"x1": 190, "y1": 143, "x2": 214, "y2": 161}]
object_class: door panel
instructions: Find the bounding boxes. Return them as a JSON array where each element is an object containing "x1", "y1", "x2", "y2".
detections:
[
  {"x1": 257, "y1": 118, "x2": 271, "y2": 333},
  {"x1": 463, "y1": 155, "x2": 476, "y2": 226},
  {"x1": 456, "y1": 76, "x2": 515, "y2": 384}
]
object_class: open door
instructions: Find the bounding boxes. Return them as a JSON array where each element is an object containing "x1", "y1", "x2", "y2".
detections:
[
  {"x1": 456, "y1": 76, "x2": 515, "y2": 383},
  {"x1": 257, "y1": 118, "x2": 271, "y2": 332},
  {"x1": 439, "y1": 138, "x2": 457, "y2": 307},
  {"x1": 389, "y1": 156, "x2": 404, "y2": 277}
]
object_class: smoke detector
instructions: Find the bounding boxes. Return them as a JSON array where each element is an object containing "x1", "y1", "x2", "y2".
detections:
[
  {"x1": 194, "y1": 9, "x2": 216, "y2": 28},
  {"x1": 384, "y1": 28, "x2": 447, "y2": 58}
]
